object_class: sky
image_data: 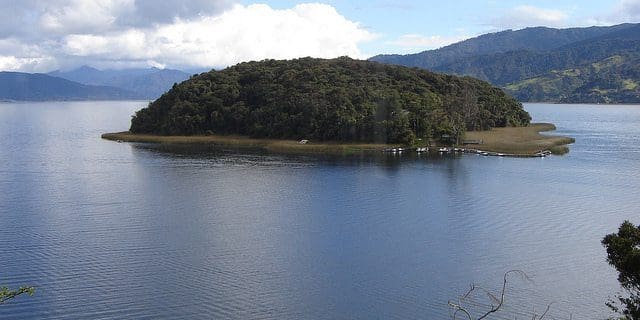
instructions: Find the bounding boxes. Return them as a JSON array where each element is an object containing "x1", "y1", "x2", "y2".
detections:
[{"x1": 0, "y1": 0, "x2": 638, "y2": 73}]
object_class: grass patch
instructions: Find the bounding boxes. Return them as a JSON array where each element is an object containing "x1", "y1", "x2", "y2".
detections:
[
  {"x1": 101, "y1": 132, "x2": 391, "y2": 155},
  {"x1": 623, "y1": 79, "x2": 639, "y2": 90},
  {"x1": 463, "y1": 123, "x2": 575, "y2": 155},
  {"x1": 104, "y1": 123, "x2": 574, "y2": 157}
]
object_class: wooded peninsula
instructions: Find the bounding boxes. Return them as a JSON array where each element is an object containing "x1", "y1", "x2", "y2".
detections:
[{"x1": 105, "y1": 57, "x2": 572, "y2": 154}]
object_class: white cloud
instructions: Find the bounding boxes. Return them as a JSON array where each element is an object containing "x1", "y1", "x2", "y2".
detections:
[
  {"x1": 0, "y1": 0, "x2": 236, "y2": 36},
  {"x1": 0, "y1": 55, "x2": 57, "y2": 72},
  {"x1": 388, "y1": 34, "x2": 470, "y2": 51},
  {"x1": 60, "y1": 3, "x2": 376, "y2": 69},
  {"x1": 116, "y1": 0, "x2": 236, "y2": 27},
  {"x1": 0, "y1": 38, "x2": 59, "y2": 71},
  {"x1": 605, "y1": 0, "x2": 640, "y2": 23},
  {"x1": 39, "y1": 0, "x2": 131, "y2": 34},
  {"x1": 580, "y1": 0, "x2": 640, "y2": 26},
  {"x1": 617, "y1": 0, "x2": 640, "y2": 17},
  {"x1": 0, "y1": 2, "x2": 375, "y2": 72},
  {"x1": 492, "y1": 5, "x2": 570, "y2": 29}
]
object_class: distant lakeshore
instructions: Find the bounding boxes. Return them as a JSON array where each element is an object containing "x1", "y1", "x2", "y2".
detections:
[{"x1": 102, "y1": 123, "x2": 574, "y2": 157}]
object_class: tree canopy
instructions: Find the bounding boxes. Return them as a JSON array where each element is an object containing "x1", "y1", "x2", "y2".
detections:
[
  {"x1": 130, "y1": 57, "x2": 530, "y2": 144},
  {"x1": 603, "y1": 221, "x2": 640, "y2": 319}
]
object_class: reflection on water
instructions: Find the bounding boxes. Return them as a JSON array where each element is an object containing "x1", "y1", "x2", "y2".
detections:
[{"x1": 1, "y1": 101, "x2": 638, "y2": 319}]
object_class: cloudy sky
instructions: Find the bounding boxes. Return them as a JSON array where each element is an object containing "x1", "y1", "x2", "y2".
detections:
[{"x1": 1, "y1": 0, "x2": 638, "y2": 72}]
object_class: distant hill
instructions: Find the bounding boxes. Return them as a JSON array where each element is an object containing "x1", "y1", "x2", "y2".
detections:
[
  {"x1": 370, "y1": 23, "x2": 640, "y2": 103},
  {"x1": 129, "y1": 57, "x2": 530, "y2": 144},
  {"x1": 371, "y1": 24, "x2": 635, "y2": 70},
  {"x1": 0, "y1": 72, "x2": 138, "y2": 101},
  {"x1": 505, "y1": 55, "x2": 640, "y2": 103},
  {"x1": 49, "y1": 66, "x2": 191, "y2": 99}
]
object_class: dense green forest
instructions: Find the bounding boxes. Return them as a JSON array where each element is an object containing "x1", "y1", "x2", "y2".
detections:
[
  {"x1": 371, "y1": 23, "x2": 640, "y2": 103},
  {"x1": 129, "y1": 57, "x2": 530, "y2": 144}
]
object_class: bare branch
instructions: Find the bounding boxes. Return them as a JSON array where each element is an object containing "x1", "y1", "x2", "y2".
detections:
[
  {"x1": 448, "y1": 270, "x2": 553, "y2": 320},
  {"x1": 449, "y1": 301, "x2": 473, "y2": 320},
  {"x1": 538, "y1": 303, "x2": 552, "y2": 320}
]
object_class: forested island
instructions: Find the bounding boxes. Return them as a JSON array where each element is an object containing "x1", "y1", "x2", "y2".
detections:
[
  {"x1": 104, "y1": 57, "x2": 575, "y2": 155},
  {"x1": 126, "y1": 57, "x2": 530, "y2": 145}
]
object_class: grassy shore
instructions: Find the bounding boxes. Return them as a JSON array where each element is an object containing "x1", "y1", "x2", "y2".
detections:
[
  {"x1": 463, "y1": 123, "x2": 575, "y2": 155},
  {"x1": 101, "y1": 132, "x2": 390, "y2": 155},
  {"x1": 102, "y1": 123, "x2": 574, "y2": 156}
]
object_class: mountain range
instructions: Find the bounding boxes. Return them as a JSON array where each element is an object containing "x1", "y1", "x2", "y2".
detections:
[
  {"x1": 0, "y1": 66, "x2": 192, "y2": 101},
  {"x1": 49, "y1": 66, "x2": 191, "y2": 99},
  {"x1": 371, "y1": 23, "x2": 640, "y2": 103},
  {"x1": 0, "y1": 72, "x2": 138, "y2": 101}
]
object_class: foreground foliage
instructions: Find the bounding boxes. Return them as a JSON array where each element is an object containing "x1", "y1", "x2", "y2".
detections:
[
  {"x1": 0, "y1": 286, "x2": 35, "y2": 304},
  {"x1": 603, "y1": 221, "x2": 640, "y2": 319},
  {"x1": 130, "y1": 57, "x2": 529, "y2": 144}
]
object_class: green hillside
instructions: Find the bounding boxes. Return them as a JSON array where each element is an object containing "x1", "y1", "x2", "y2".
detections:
[
  {"x1": 370, "y1": 24, "x2": 633, "y2": 71},
  {"x1": 370, "y1": 23, "x2": 640, "y2": 103},
  {"x1": 433, "y1": 24, "x2": 640, "y2": 86},
  {"x1": 505, "y1": 55, "x2": 640, "y2": 103},
  {"x1": 129, "y1": 57, "x2": 530, "y2": 144}
]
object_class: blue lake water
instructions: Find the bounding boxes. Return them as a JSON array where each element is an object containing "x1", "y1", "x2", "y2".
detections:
[{"x1": 1, "y1": 101, "x2": 640, "y2": 319}]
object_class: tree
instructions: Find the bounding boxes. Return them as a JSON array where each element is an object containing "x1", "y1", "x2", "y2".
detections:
[
  {"x1": 0, "y1": 286, "x2": 35, "y2": 304},
  {"x1": 602, "y1": 221, "x2": 640, "y2": 319}
]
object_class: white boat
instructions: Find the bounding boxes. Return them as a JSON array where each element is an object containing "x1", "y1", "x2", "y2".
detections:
[
  {"x1": 416, "y1": 147, "x2": 427, "y2": 152},
  {"x1": 438, "y1": 147, "x2": 449, "y2": 153}
]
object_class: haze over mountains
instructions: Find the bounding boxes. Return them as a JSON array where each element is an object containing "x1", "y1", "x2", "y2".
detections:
[
  {"x1": 371, "y1": 23, "x2": 640, "y2": 103},
  {"x1": 0, "y1": 72, "x2": 138, "y2": 101},
  {"x1": 49, "y1": 67, "x2": 191, "y2": 99},
  {"x1": 0, "y1": 66, "x2": 191, "y2": 101}
]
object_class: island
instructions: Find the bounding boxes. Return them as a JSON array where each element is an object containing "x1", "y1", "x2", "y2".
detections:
[{"x1": 103, "y1": 57, "x2": 573, "y2": 156}]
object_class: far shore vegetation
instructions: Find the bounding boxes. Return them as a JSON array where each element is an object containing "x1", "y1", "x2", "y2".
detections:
[{"x1": 102, "y1": 122, "x2": 573, "y2": 156}]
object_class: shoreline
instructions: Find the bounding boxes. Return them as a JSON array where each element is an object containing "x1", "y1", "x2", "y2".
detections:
[
  {"x1": 102, "y1": 123, "x2": 574, "y2": 156},
  {"x1": 101, "y1": 132, "x2": 390, "y2": 155},
  {"x1": 463, "y1": 123, "x2": 575, "y2": 155}
]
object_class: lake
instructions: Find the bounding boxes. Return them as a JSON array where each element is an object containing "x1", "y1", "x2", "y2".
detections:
[{"x1": 1, "y1": 101, "x2": 639, "y2": 319}]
